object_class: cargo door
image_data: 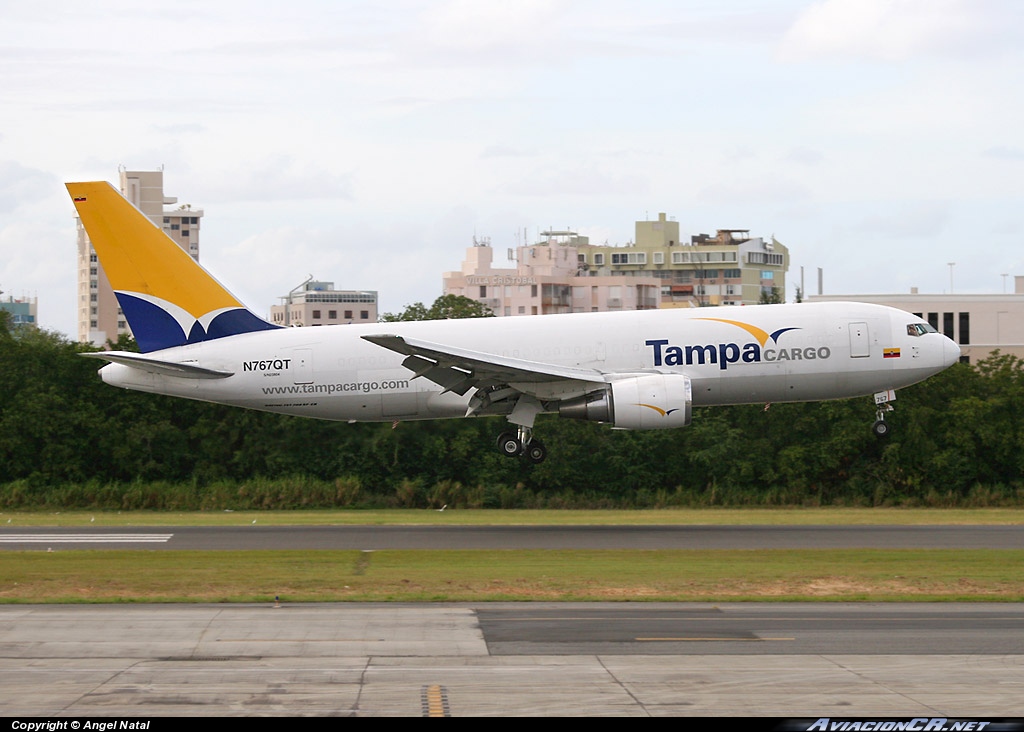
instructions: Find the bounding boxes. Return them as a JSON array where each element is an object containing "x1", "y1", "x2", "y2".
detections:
[{"x1": 849, "y1": 322, "x2": 870, "y2": 358}]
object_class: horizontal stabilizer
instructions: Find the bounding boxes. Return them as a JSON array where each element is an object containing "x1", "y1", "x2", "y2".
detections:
[{"x1": 81, "y1": 351, "x2": 234, "y2": 379}]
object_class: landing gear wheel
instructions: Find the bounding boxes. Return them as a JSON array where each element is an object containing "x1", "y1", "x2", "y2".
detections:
[
  {"x1": 496, "y1": 432, "x2": 522, "y2": 457},
  {"x1": 872, "y1": 393, "x2": 895, "y2": 439},
  {"x1": 524, "y1": 439, "x2": 547, "y2": 464}
]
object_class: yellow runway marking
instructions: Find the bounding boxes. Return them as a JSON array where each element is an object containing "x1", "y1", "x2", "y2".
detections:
[{"x1": 421, "y1": 684, "x2": 450, "y2": 717}]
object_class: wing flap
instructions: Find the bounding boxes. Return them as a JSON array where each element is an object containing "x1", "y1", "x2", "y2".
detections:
[
  {"x1": 402, "y1": 354, "x2": 476, "y2": 395},
  {"x1": 362, "y1": 334, "x2": 606, "y2": 394}
]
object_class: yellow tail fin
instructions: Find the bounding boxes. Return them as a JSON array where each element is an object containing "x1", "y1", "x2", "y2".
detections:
[{"x1": 68, "y1": 181, "x2": 277, "y2": 352}]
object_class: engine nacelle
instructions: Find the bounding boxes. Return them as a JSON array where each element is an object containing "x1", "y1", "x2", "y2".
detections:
[{"x1": 558, "y1": 374, "x2": 692, "y2": 430}]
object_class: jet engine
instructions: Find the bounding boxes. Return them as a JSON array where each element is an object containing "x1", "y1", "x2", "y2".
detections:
[{"x1": 558, "y1": 373, "x2": 692, "y2": 430}]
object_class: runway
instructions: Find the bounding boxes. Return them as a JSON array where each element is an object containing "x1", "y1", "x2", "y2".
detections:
[
  {"x1": 1, "y1": 524, "x2": 1022, "y2": 550},
  {"x1": 2, "y1": 524, "x2": 1020, "y2": 716},
  {"x1": 1, "y1": 603, "x2": 1021, "y2": 716}
]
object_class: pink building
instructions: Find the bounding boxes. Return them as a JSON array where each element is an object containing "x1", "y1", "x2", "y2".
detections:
[{"x1": 443, "y1": 233, "x2": 661, "y2": 316}]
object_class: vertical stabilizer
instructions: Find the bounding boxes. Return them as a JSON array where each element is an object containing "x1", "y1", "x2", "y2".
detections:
[{"x1": 68, "y1": 181, "x2": 278, "y2": 352}]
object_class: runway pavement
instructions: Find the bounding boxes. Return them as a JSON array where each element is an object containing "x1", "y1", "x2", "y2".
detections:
[
  {"x1": 1, "y1": 603, "x2": 1021, "y2": 717},
  {"x1": 2, "y1": 524, "x2": 1020, "y2": 716},
  {"x1": 1, "y1": 524, "x2": 1022, "y2": 550}
]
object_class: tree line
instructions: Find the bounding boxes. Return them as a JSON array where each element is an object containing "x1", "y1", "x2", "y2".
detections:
[{"x1": 1, "y1": 305, "x2": 1022, "y2": 509}]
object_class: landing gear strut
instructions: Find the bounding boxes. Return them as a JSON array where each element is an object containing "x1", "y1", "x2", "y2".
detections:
[
  {"x1": 495, "y1": 426, "x2": 547, "y2": 464},
  {"x1": 872, "y1": 390, "x2": 895, "y2": 438},
  {"x1": 495, "y1": 396, "x2": 547, "y2": 463}
]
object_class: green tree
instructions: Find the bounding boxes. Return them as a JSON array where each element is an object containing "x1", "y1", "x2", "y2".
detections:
[
  {"x1": 381, "y1": 295, "x2": 494, "y2": 321},
  {"x1": 106, "y1": 333, "x2": 140, "y2": 352}
]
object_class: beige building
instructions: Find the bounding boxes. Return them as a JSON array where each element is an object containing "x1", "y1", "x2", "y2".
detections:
[
  {"x1": 577, "y1": 213, "x2": 789, "y2": 307},
  {"x1": 443, "y1": 233, "x2": 661, "y2": 316},
  {"x1": 270, "y1": 280, "x2": 378, "y2": 326},
  {"x1": 76, "y1": 169, "x2": 202, "y2": 346},
  {"x1": 808, "y1": 278, "x2": 1024, "y2": 363}
]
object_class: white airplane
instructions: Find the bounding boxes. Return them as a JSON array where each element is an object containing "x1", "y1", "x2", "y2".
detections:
[{"x1": 69, "y1": 181, "x2": 961, "y2": 463}]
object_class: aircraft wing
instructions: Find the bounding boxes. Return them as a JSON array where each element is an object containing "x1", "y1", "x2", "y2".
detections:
[
  {"x1": 81, "y1": 351, "x2": 234, "y2": 379},
  {"x1": 361, "y1": 334, "x2": 606, "y2": 396}
]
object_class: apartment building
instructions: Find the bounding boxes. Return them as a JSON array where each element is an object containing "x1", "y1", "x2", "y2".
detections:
[
  {"x1": 443, "y1": 233, "x2": 661, "y2": 316},
  {"x1": 270, "y1": 280, "x2": 378, "y2": 326},
  {"x1": 577, "y1": 213, "x2": 789, "y2": 307}
]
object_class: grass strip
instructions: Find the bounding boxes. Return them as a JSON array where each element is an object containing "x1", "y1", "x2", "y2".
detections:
[{"x1": 1, "y1": 549, "x2": 1020, "y2": 603}]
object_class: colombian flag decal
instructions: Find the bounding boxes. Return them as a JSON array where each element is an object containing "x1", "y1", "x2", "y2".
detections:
[{"x1": 883, "y1": 348, "x2": 901, "y2": 359}]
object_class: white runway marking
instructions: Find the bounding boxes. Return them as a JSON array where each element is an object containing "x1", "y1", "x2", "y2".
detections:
[{"x1": 0, "y1": 533, "x2": 173, "y2": 543}]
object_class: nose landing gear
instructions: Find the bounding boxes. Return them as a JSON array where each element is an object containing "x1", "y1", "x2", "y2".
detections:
[{"x1": 872, "y1": 389, "x2": 895, "y2": 438}]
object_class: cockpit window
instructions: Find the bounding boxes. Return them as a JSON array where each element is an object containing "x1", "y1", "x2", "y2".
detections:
[{"x1": 906, "y1": 323, "x2": 937, "y2": 337}]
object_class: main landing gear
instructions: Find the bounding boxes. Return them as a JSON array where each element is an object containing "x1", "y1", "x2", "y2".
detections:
[
  {"x1": 496, "y1": 426, "x2": 547, "y2": 464},
  {"x1": 494, "y1": 395, "x2": 547, "y2": 464},
  {"x1": 872, "y1": 389, "x2": 895, "y2": 438}
]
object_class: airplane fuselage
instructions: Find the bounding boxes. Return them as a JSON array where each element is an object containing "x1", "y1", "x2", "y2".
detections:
[
  {"x1": 67, "y1": 180, "x2": 962, "y2": 461},
  {"x1": 98, "y1": 301, "x2": 960, "y2": 424}
]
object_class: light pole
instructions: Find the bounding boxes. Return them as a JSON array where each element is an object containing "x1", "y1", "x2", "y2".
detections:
[{"x1": 947, "y1": 262, "x2": 955, "y2": 293}]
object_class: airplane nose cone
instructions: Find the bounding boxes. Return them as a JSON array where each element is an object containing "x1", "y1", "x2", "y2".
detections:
[{"x1": 943, "y1": 336, "x2": 961, "y2": 368}]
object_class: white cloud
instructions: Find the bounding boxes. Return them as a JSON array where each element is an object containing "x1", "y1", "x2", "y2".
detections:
[
  {"x1": 499, "y1": 163, "x2": 648, "y2": 197},
  {"x1": 850, "y1": 200, "x2": 952, "y2": 237},
  {"x1": 0, "y1": 162, "x2": 56, "y2": 213},
  {"x1": 983, "y1": 146, "x2": 1024, "y2": 161},
  {"x1": 2, "y1": 0, "x2": 1023, "y2": 333},
  {"x1": 197, "y1": 156, "x2": 354, "y2": 204},
  {"x1": 780, "y1": 0, "x2": 994, "y2": 62},
  {"x1": 696, "y1": 177, "x2": 814, "y2": 208},
  {"x1": 785, "y1": 147, "x2": 825, "y2": 166},
  {"x1": 420, "y1": 0, "x2": 563, "y2": 53},
  {"x1": 480, "y1": 144, "x2": 538, "y2": 159}
]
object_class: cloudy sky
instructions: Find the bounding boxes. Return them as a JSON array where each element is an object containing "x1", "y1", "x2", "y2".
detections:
[{"x1": 2, "y1": 0, "x2": 1022, "y2": 338}]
